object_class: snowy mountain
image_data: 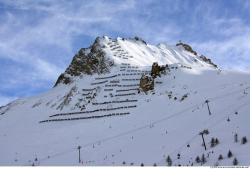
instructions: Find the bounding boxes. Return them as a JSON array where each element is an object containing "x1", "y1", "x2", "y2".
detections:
[{"x1": 0, "y1": 36, "x2": 249, "y2": 166}]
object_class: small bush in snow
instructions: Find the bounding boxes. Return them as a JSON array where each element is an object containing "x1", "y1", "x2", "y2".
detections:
[
  {"x1": 227, "y1": 150, "x2": 233, "y2": 158},
  {"x1": 177, "y1": 153, "x2": 180, "y2": 159},
  {"x1": 141, "y1": 163, "x2": 144, "y2": 167},
  {"x1": 214, "y1": 138, "x2": 219, "y2": 146},
  {"x1": 218, "y1": 154, "x2": 223, "y2": 160},
  {"x1": 180, "y1": 94, "x2": 188, "y2": 101},
  {"x1": 122, "y1": 161, "x2": 126, "y2": 165},
  {"x1": 168, "y1": 94, "x2": 172, "y2": 99},
  {"x1": 233, "y1": 158, "x2": 238, "y2": 166},
  {"x1": 241, "y1": 136, "x2": 247, "y2": 144},
  {"x1": 153, "y1": 163, "x2": 157, "y2": 166},
  {"x1": 195, "y1": 156, "x2": 201, "y2": 163},
  {"x1": 210, "y1": 138, "x2": 215, "y2": 147}
]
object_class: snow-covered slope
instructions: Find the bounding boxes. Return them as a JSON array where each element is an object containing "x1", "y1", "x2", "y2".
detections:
[{"x1": 0, "y1": 36, "x2": 249, "y2": 166}]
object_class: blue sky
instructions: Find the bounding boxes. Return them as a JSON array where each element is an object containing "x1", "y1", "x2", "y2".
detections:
[{"x1": 0, "y1": 0, "x2": 250, "y2": 106}]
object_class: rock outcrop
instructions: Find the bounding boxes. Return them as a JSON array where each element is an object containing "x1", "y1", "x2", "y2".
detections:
[
  {"x1": 134, "y1": 36, "x2": 147, "y2": 45},
  {"x1": 54, "y1": 37, "x2": 114, "y2": 87},
  {"x1": 139, "y1": 75, "x2": 154, "y2": 92},
  {"x1": 151, "y1": 62, "x2": 167, "y2": 78},
  {"x1": 199, "y1": 55, "x2": 218, "y2": 68},
  {"x1": 176, "y1": 42, "x2": 217, "y2": 68},
  {"x1": 176, "y1": 42, "x2": 197, "y2": 56}
]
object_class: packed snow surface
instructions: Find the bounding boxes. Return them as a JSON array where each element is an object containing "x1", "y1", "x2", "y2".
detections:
[{"x1": 0, "y1": 37, "x2": 249, "y2": 166}]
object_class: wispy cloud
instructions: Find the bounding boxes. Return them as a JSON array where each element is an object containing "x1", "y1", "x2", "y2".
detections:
[
  {"x1": 0, "y1": 0, "x2": 250, "y2": 105},
  {"x1": 0, "y1": 0, "x2": 138, "y2": 103},
  {"x1": 188, "y1": 1, "x2": 250, "y2": 72}
]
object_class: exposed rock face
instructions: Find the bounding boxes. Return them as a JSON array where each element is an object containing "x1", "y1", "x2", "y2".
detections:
[
  {"x1": 54, "y1": 74, "x2": 71, "y2": 86},
  {"x1": 151, "y1": 62, "x2": 161, "y2": 78},
  {"x1": 54, "y1": 37, "x2": 114, "y2": 87},
  {"x1": 56, "y1": 86, "x2": 77, "y2": 110},
  {"x1": 176, "y1": 42, "x2": 197, "y2": 56},
  {"x1": 139, "y1": 75, "x2": 154, "y2": 92},
  {"x1": 199, "y1": 55, "x2": 218, "y2": 68},
  {"x1": 176, "y1": 42, "x2": 217, "y2": 68},
  {"x1": 134, "y1": 36, "x2": 147, "y2": 45},
  {"x1": 151, "y1": 62, "x2": 167, "y2": 78}
]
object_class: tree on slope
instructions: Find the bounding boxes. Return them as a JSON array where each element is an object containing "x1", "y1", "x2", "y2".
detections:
[
  {"x1": 241, "y1": 136, "x2": 247, "y2": 144},
  {"x1": 166, "y1": 155, "x2": 172, "y2": 166},
  {"x1": 233, "y1": 158, "x2": 238, "y2": 166},
  {"x1": 201, "y1": 154, "x2": 206, "y2": 164},
  {"x1": 234, "y1": 133, "x2": 238, "y2": 143},
  {"x1": 195, "y1": 156, "x2": 201, "y2": 163},
  {"x1": 227, "y1": 150, "x2": 233, "y2": 158},
  {"x1": 218, "y1": 154, "x2": 223, "y2": 160}
]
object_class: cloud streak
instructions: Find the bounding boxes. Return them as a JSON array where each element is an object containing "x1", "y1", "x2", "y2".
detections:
[{"x1": 0, "y1": 0, "x2": 250, "y2": 105}]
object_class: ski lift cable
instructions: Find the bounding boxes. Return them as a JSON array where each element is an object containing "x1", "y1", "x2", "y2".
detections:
[
  {"x1": 38, "y1": 87, "x2": 248, "y2": 164},
  {"x1": 35, "y1": 86, "x2": 249, "y2": 164},
  {"x1": 208, "y1": 86, "x2": 250, "y2": 101},
  {"x1": 36, "y1": 101, "x2": 204, "y2": 165},
  {"x1": 156, "y1": 98, "x2": 250, "y2": 165},
  {"x1": 205, "y1": 99, "x2": 250, "y2": 130},
  {"x1": 202, "y1": 95, "x2": 250, "y2": 127},
  {"x1": 193, "y1": 82, "x2": 245, "y2": 96}
]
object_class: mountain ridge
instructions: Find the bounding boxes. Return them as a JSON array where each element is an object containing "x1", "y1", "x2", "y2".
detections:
[
  {"x1": 54, "y1": 36, "x2": 217, "y2": 87},
  {"x1": 0, "y1": 36, "x2": 249, "y2": 166}
]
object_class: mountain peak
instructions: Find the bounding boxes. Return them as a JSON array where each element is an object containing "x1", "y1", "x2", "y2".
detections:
[
  {"x1": 54, "y1": 36, "x2": 114, "y2": 87},
  {"x1": 54, "y1": 36, "x2": 217, "y2": 87},
  {"x1": 1, "y1": 35, "x2": 250, "y2": 166}
]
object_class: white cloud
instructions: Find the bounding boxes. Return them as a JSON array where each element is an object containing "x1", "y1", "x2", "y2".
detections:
[
  {"x1": 0, "y1": 0, "x2": 142, "y2": 99},
  {"x1": 0, "y1": 95, "x2": 17, "y2": 107},
  {"x1": 0, "y1": 0, "x2": 181, "y2": 86},
  {"x1": 0, "y1": 0, "x2": 250, "y2": 104},
  {"x1": 191, "y1": 16, "x2": 250, "y2": 72}
]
